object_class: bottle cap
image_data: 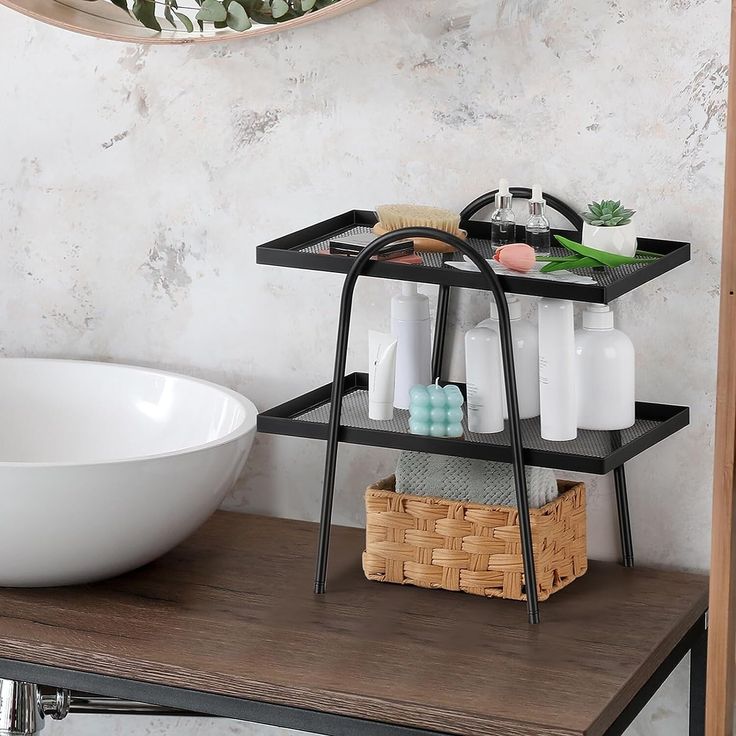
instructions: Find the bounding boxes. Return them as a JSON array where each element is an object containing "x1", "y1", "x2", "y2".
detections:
[
  {"x1": 391, "y1": 282, "x2": 430, "y2": 322},
  {"x1": 496, "y1": 178, "x2": 512, "y2": 210},
  {"x1": 490, "y1": 295, "x2": 521, "y2": 321},
  {"x1": 583, "y1": 303, "x2": 614, "y2": 330},
  {"x1": 529, "y1": 184, "x2": 546, "y2": 216}
]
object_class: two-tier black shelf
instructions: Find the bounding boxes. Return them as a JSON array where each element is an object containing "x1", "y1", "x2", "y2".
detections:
[{"x1": 256, "y1": 188, "x2": 692, "y2": 624}]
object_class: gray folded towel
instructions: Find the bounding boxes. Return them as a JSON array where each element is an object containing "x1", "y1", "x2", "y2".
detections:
[{"x1": 395, "y1": 452, "x2": 558, "y2": 509}]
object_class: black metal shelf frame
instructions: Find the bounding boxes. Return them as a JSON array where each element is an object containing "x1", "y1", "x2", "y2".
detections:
[
  {"x1": 256, "y1": 189, "x2": 693, "y2": 625},
  {"x1": 256, "y1": 188, "x2": 691, "y2": 304},
  {"x1": 257, "y1": 373, "x2": 689, "y2": 475}
]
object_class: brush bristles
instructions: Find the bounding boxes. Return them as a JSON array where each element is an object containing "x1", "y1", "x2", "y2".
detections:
[{"x1": 376, "y1": 204, "x2": 462, "y2": 236}]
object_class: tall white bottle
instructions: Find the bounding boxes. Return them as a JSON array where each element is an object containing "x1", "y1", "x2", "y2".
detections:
[
  {"x1": 538, "y1": 299, "x2": 577, "y2": 441},
  {"x1": 575, "y1": 304, "x2": 635, "y2": 430},
  {"x1": 478, "y1": 295, "x2": 540, "y2": 419},
  {"x1": 391, "y1": 282, "x2": 432, "y2": 409},
  {"x1": 464, "y1": 327, "x2": 504, "y2": 433}
]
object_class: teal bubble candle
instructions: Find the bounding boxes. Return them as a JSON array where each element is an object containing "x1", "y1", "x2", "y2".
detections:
[{"x1": 409, "y1": 382, "x2": 464, "y2": 437}]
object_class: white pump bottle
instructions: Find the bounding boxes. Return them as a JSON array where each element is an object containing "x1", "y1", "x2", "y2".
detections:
[
  {"x1": 477, "y1": 295, "x2": 540, "y2": 420},
  {"x1": 575, "y1": 304, "x2": 635, "y2": 430},
  {"x1": 391, "y1": 282, "x2": 432, "y2": 410}
]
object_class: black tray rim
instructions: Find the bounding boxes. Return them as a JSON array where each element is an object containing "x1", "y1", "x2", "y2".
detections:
[
  {"x1": 255, "y1": 209, "x2": 691, "y2": 304},
  {"x1": 257, "y1": 372, "x2": 690, "y2": 475}
]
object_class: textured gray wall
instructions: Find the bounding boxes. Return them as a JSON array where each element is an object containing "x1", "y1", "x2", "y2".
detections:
[{"x1": 0, "y1": 0, "x2": 727, "y2": 733}]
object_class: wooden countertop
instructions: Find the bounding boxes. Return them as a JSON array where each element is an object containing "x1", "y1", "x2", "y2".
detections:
[{"x1": 0, "y1": 512, "x2": 708, "y2": 736}]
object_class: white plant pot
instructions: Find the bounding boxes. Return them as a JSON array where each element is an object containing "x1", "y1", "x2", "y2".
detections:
[{"x1": 581, "y1": 221, "x2": 637, "y2": 258}]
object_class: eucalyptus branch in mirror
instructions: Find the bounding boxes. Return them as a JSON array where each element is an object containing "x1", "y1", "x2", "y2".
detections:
[{"x1": 122, "y1": 0, "x2": 341, "y2": 34}]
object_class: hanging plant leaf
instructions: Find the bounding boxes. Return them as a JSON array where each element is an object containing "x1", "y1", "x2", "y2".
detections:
[
  {"x1": 163, "y1": 0, "x2": 177, "y2": 28},
  {"x1": 174, "y1": 9, "x2": 194, "y2": 29},
  {"x1": 226, "y1": 0, "x2": 251, "y2": 30},
  {"x1": 109, "y1": 0, "x2": 132, "y2": 16},
  {"x1": 132, "y1": 0, "x2": 161, "y2": 31},
  {"x1": 270, "y1": 0, "x2": 289, "y2": 18},
  {"x1": 195, "y1": 0, "x2": 227, "y2": 22},
  {"x1": 123, "y1": 0, "x2": 341, "y2": 33}
]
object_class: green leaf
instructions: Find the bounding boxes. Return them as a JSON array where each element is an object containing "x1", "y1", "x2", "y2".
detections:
[
  {"x1": 164, "y1": 3, "x2": 176, "y2": 27},
  {"x1": 554, "y1": 234, "x2": 661, "y2": 268},
  {"x1": 271, "y1": 0, "x2": 289, "y2": 17},
  {"x1": 196, "y1": 0, "x2": 227, "y2": 22},
  {"x1": 174, "y1": 9, "x2": 194, "y2": 29},
  {"x1": 541, "y1": 256, "x2": 602, "y2": 273},
  {"x1": 301, "y1": 0, "x2": 316, "y2": 8},
  {"x1": 132, "y1": 0, "x2": 161, "y2": 31},
  {"x1": 109, "y1": 0, "x2": 132, "y2": 16},
  {"x1": 226, "y1": 0, "x2": 251, "y2": 29}
]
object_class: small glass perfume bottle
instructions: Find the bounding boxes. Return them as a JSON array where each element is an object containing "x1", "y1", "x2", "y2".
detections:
[
  {"x1": 525, "y1": 184, "x2": 551, "y2": 256},
  {"x1": 490, "y1": 178, "x2": 516, "y2": 249}
]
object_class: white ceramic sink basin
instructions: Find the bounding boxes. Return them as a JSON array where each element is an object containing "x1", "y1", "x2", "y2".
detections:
[{"x1": 0, "y1": 359, "x2": 257, "y2": 586}]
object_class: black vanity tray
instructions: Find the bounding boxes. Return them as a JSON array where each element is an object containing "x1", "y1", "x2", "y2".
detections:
[
  {"x1": 255, "y1": 210, "x2": 691, "y2": 304},
  {"x1": 257, "y1": 373, "x2": 689, "y2": 475}
]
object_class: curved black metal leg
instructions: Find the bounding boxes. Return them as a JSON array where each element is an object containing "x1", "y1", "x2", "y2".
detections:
[
  {"x1": 431, "y1": 284, "x2": 451, "y2": 381},
  {"x1": 614, "y1": 465, "x2": 635, "y2": 567},
  {"x1": 314, "y1": 228, "x2": 539, "y2": 624}
]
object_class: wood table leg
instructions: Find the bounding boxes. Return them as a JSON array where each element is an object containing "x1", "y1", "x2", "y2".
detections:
[{"x1": 706, "y1": 2, "x2": 736, "y2": 734}]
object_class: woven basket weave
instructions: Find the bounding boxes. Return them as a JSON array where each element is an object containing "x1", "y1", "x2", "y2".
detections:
[{"x1": 362, "y1": 476, "x2": 587, "y2": 602}]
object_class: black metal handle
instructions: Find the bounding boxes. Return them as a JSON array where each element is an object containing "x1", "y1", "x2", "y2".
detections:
[
  {"x1": 314, "y1": 226, "x2": 540, "y2": 624},
  {"x1": 460, "y1": 187, "x2": 584, "y2": 234}
]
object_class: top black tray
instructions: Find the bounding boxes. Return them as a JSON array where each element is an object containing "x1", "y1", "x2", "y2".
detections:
[{"x1": 256, "y1": 209, "x2": 690, "y2": 303}]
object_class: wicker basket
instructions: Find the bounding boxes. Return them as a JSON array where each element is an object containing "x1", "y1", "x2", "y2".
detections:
[{"x1": 362, "y1": 476, "x2": 587, "y2": 602}]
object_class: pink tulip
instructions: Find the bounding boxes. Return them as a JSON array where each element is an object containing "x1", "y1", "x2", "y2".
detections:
[{"x1": 493, "y1": 243, "x2": 536, "y2": 273}]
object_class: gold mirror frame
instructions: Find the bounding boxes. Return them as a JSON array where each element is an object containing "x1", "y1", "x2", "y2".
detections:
[{"x1": 0, "y1": 0, "x2": 373, "y2": 43}]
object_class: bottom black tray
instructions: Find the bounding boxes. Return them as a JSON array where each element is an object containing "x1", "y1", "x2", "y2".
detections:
[{"x1": 257, "y1": 373, "x2": 689, "y2": 475}]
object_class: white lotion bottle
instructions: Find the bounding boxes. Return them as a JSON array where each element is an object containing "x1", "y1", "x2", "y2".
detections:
[
  {"x1": 464, "y1": 326, "x2": 504, "y2": 433},
  {"x1": 391, "y1": 282, "x2": 432, "y2": 409},
  {"x1": 478, "y1": 295, "x2": 540, "y2": 420},
  {"x1": 575, "y1": 304, "x2": 635, "y2": 430},
  {"x1": 538, "y1": 299, "x2": 577, "y2": 441}
]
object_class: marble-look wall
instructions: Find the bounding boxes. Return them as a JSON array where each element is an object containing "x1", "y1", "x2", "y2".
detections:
[{"x1": 0, "y1": 0, "x2": 727, "y2": 733}]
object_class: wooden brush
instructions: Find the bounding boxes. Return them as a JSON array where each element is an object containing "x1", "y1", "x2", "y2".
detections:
[{"x1": 374, "y1": 204, "x2": 467, "y2": 253}]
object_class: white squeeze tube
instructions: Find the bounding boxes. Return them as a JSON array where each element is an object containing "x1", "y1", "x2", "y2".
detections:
[
  {"x1": 464, "y1": 326, "x2": 504, "y2": 433},
  {"x1": 538, "y1": 299, "x2": 577, "y2": 441},
  {"x1": 368, "y1": 330, "x2": 398, "y2": 421}
]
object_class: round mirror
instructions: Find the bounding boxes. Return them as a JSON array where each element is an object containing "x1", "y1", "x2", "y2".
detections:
[{"x1": 0, "y1": 0, "x2": 373, "y2": 43}]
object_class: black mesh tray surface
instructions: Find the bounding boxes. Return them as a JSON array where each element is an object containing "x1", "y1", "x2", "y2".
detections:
[
  {"x1": 257, "y1": 373, "x2": 690, "y2": 475},
  {"x1": 255, "y1": 210, "x2": 691, "y2": 304}
]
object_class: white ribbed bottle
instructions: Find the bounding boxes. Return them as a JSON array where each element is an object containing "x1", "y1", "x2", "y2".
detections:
[{"x1": 538, "y1": 299, "x2": 577, "y2": 441}]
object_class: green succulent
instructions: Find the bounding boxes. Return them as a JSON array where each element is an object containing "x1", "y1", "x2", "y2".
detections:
[
  {"x1": 126, "y1": 0, "x2": 339, "y2": 34},
  {"x1": 582, "y1": 200, "x2": 636, "y2": 227}
]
